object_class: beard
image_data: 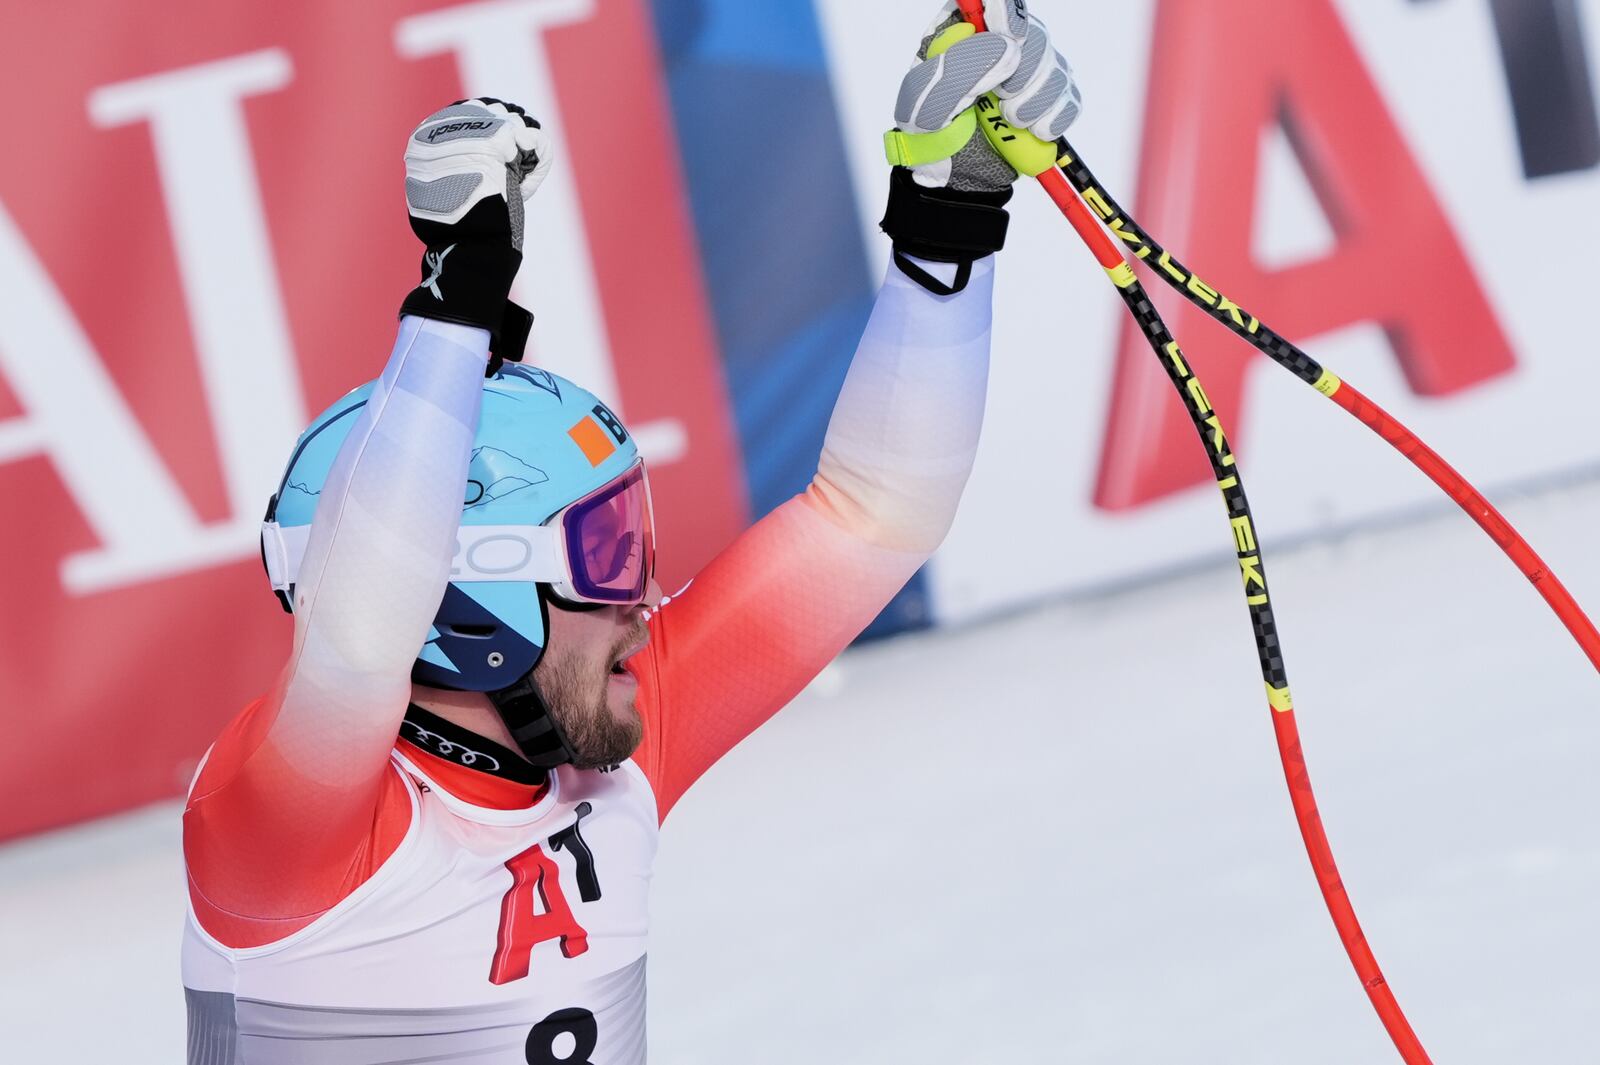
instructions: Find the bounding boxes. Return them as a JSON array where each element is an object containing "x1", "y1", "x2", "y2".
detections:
[{"x1": 535, "y1": 623, "x2": 645, "y2": 770}]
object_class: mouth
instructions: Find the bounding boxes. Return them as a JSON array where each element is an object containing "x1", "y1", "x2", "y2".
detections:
[{"x1": 608, "y1": 634, "x2": 649, "y2": 677}]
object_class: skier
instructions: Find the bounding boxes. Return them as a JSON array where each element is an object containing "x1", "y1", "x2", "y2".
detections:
[{"x1": 181, "y1": 2, "x2": 1081, "y2": 1060}]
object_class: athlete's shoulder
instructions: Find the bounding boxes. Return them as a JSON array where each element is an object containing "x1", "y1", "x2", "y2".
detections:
[{"x1": 186, "y1": 758, "x2": 415, "y2": 950}]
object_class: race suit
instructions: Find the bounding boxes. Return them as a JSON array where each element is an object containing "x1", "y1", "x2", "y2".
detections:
[{"x1": 181, "y1": 256, "x2": 996, "y2": 1064}]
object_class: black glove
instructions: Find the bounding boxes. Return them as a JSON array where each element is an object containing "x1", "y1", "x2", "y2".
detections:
[{"x1": 398, "y1": 98, "x2": 550, "y2": 369}]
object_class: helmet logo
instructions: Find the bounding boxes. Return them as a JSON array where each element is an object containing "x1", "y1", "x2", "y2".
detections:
[
  {"x1": 496, "y1": 364, "x2": 562, "y2": 398},
  {"x1": 591, "y1": 402, "x2": 628, "y2": 444},
  {"x1": 568, "y1": 402, "x2": 628, "y2": 467},
  {"x1": 451, "y1": 530, "x2": 538, "y2": 579}
]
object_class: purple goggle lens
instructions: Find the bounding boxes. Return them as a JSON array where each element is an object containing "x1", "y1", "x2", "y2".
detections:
[{"x1": 561, "y1": 464, "x2": 655, "y2": 604}]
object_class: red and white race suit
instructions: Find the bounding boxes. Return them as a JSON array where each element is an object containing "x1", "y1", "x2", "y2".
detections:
[{"x1": 182, "y1": 256, "x2": 996, "y2": 1064}]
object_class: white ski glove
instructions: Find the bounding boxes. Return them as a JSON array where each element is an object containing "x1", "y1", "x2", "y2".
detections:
[
  {"x1": 879, "y1": 1, "x2": 1081, "y2": 292},
  {"x1": 399, "y1": 98, "x2": 552, "y2": 364},
  {"x1": 890, "y1": 0, "x2": 1082, "y2": 191}
]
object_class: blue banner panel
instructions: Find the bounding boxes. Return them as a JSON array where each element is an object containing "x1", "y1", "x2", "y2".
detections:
[{"x1": 651, "y1": 0, "x2": 933, "y2": 638}]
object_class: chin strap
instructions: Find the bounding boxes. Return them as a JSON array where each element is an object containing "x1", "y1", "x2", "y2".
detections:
[
  {"x1": 486, "y1": 587, "x2": 607, "y2": 767},
  {"x1": 489, "y1": 667, "x2": 577, "y2": 770}
]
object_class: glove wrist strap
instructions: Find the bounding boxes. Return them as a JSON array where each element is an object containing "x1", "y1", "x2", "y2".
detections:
[
  {"x1": 891, "y1": 252, "x2": 973, "y2": 298},
  {"x1": 491, "y1": 301, "x2": 534, "y2": 374},
  {"x1": 879, "y1": 167, "x2": 1011, "y2": 293}
]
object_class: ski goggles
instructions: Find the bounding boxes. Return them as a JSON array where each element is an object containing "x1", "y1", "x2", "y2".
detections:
[
  {"x1": 539, "y1": 459, "x2": 656, "y2": 606},
  {"x1": 262, "y1": 460, "x2": 656, "y2": 607}
]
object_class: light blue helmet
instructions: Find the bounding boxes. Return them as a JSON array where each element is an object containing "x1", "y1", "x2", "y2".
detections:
[{"x1": 261, "y1": 364, "x2": 644, "y2": 755}]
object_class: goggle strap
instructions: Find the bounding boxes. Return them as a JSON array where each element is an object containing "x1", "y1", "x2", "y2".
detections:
[{"x1": 261, "y1": 521, "x2": 569, "y2": 586}]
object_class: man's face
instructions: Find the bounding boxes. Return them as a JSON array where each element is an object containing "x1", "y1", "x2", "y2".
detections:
[{"x1": 533, "y1": 583, "x2": 657, "y2": 769}]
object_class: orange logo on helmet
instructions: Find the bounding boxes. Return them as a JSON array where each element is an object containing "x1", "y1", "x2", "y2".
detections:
[{"x1": 568, "y1": 416, "x2": 617, "y2": 467}]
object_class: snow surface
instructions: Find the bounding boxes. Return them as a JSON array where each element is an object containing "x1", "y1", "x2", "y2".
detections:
[{"x1": 4, "y1": 475, "x2": 1598, "y2": 1062}]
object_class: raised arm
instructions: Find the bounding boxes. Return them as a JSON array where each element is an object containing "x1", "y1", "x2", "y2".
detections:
[
  {"x1": 633, "y1": 0, "x2": 1080, "y2": 819},
  {"x1": 183, "y1": 102, "x2": 549, "y2": 932},
  {"x1": 634, "y1": 254, "x2": 994, "y2": 818}
]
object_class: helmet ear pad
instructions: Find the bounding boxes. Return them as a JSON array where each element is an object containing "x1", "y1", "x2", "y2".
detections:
[
  {"x1": 410, "y1": 579, "x2": 548, "y2": 692},
  {"x1": 410, "y1": 582, "x2": 579, "y2": 770}
]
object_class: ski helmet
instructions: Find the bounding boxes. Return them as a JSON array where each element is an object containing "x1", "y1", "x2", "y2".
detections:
[{"x1": 259, "y1": 362, "x2": 654, "y2": 767}]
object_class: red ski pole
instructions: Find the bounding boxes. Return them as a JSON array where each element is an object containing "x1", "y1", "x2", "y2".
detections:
[{"x1": 951, "y1": 2, "x2": 1437, "y2": 1061}]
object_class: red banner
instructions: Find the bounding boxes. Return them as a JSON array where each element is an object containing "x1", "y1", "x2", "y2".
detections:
[
  {"x1": 1093, "y1": 0, "x2": 1515, "y2": 509},
  {"x1": 0, "y1": 0, "x2": 746, "y2": 839}
]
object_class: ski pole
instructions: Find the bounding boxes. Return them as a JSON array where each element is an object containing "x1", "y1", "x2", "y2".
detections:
[
  {"x1": 1051, "y1": 148, "x2": 1600, "y2": 673},
  {"x1": 960, "y1": 2, "x2": 1600, "y2": 675},
  {"x1": 951, "y1": 2, "x2": 1436, "y2": 1061}
]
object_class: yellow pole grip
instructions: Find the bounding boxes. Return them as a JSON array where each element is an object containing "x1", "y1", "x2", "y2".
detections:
[{"x1": 973, "y1": 94, "x2": 1062, "y2": 177}]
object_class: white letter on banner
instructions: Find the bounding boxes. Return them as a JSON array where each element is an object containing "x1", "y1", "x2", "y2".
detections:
[
  {"x1": 88, "y1": 50, "x2": 306, "y2": 550},
  {"x1": 0, "y1": 198, "x2": 213, "y2": 593},
  {"x1": 395, "y1": 1, "x2": 686, "y2": 464}
]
